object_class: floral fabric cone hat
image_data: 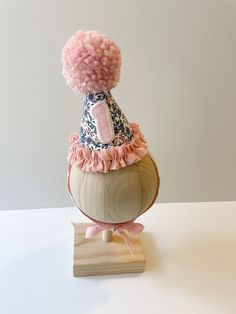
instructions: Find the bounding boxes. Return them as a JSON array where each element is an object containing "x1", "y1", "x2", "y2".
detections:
[{"x1": 62, "y1": 31, "x2": 147, "y2": 173}]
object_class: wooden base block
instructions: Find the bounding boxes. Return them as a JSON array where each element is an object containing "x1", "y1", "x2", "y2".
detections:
[{"x1": 73, "y1": 223, "x2": 146, "y2": 277}]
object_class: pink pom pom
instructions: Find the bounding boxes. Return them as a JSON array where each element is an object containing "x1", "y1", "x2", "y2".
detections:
[{"x1": 62, "y1": 31, "x2": 121, "y2": 94}]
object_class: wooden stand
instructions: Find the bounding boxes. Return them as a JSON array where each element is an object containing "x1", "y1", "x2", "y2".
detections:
[{"x1": 73, "y1": 223, "x2": 146, "y2": 277}]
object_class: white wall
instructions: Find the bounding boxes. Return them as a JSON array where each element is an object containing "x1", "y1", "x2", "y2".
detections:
[{"x1": 0, "y1": 0, "x2": 236, "y2": 209}]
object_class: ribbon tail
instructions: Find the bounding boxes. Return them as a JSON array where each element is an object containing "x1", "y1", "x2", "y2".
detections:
[{"x1": 118, "y1": 230, "x2": 135, "y2": 256}]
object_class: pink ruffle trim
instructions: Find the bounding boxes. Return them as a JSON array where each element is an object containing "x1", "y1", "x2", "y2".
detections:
[{"x1": 67, "y1": 123, "x2": 148, "y2": 173}]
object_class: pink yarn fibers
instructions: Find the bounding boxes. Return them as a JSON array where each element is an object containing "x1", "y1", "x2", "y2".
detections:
[{"x1": 62, "y1": 31, "x2": 121, "y2": 94}]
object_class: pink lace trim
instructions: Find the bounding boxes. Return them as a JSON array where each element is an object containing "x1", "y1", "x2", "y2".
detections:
[{"x1": 67, "y1": 123, "x2": 148, "y2": 173}]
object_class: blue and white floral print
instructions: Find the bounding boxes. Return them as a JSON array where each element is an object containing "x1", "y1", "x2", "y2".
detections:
[{"x1": 79, "y1": 91, "x2": 133, "y2": 150}]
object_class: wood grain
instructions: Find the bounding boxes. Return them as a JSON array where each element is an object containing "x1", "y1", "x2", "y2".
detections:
[
  {"x1": 73, "y1": 223, "x2": 146, "y2": 277},
  {"x1": 70, "y1": 153, "x2": 160, "y2": 223}
]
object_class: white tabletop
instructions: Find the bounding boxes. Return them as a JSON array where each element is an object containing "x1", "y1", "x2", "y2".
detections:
[{"x1": 0, "y1": 202, "x2": 235, "y2": 314}]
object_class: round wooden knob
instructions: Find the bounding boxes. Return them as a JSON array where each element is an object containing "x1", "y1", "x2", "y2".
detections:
[{"x1": 69, "y1": 153, "x2": 160, "y2": 223}]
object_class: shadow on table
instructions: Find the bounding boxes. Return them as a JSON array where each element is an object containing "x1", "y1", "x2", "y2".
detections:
[
  {"x1": 154, "y1": 235, "x2": 236, "y2": 314},
  {"x1": 0, "y1": 239, "x2": 109, "y2": 314}
]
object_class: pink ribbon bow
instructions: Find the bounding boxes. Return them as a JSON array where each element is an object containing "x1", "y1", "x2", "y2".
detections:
[{"x1": 85, "y1": 221, "x2": 144, "y2": 255}]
